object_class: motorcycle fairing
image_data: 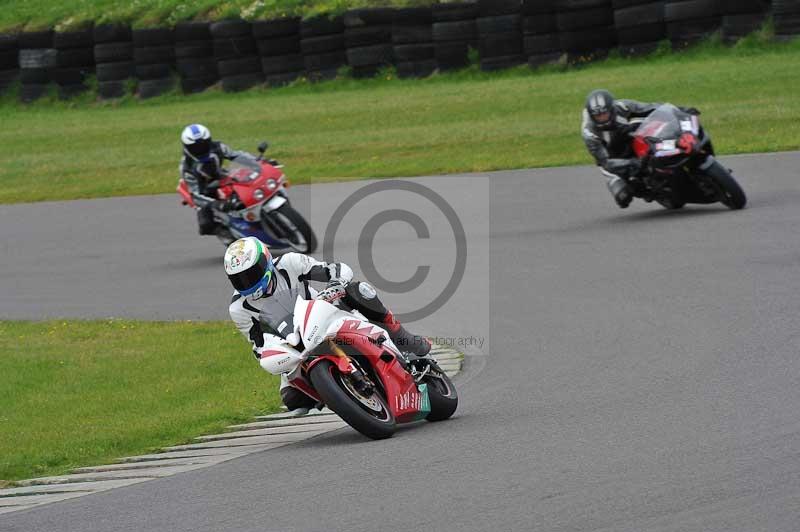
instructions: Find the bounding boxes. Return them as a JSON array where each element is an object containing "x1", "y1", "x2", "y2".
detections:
[{"x1": 294, "y1": 298, "x2": 431, "y2": 422}]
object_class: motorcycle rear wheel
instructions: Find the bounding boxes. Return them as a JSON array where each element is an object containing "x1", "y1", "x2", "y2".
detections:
[
  {"x1": 703, "y1": 160, "x2": 747, "y2": 210},
  {"x1": 309, "y1": 359, "x2": 396, "y2": 440},
  {"x1": 421, "y1": 364, "x2": 458, "y2": 422}
]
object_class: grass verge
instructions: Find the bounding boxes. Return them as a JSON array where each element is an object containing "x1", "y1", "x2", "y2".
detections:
[
  {"x1": 0, "y1": 0, "x2": 433, "y2": 31},
  {"x1": 0, "y1": 320, "x2": 279, "y2": 483},
  {"x1": 0, "y1": 34, "x2": 799, "y2": 204}
]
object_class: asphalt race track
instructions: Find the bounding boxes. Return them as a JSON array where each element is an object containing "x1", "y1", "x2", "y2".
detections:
[{"x1": 2, "y1": 152, "x2": 800, "y2": 531}]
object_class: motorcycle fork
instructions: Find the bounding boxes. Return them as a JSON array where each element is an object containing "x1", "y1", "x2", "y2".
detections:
[{"x1": 328, "y1": 339, "x2": 375, "y2": 396}]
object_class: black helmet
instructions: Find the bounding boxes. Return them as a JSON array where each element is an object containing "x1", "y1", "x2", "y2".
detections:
[{"x1": 585, "y1": 89, "x2": 616, "y2": 130}]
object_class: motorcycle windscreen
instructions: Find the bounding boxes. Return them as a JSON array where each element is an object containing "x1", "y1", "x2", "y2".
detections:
[
  {"x1": 227, "y1": 154, "x2": 262, "y2": 182},
  {"x1": 635, "y1": 104, "x2": 684, "y2": 141}
]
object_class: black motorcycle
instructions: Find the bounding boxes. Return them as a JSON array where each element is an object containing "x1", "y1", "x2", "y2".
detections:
[{"x1": 623, "y1": 104, "x2": 746, "y2": 210}]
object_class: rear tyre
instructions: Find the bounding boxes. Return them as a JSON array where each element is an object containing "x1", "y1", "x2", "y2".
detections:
[
  {"x1": 420, "y1": 364, "x2": 458, "y2": 421},
  {"x1": 704, "y1": 160, "x2": 747, "y2": 210},
  {"x1": 309, "y1": 359, "x2": 396, "y2": 440}
]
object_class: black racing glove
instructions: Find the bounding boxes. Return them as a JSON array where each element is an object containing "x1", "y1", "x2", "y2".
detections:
[{"x1": 681, "y1": 106, "x2": 701, "y2": 116}]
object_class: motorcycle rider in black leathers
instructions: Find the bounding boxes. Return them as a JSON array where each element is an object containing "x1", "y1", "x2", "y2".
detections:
[
  {"x1": 582, "y1": 89, "x2": 700, "y2": 208},
  {"x1": 180, "y1": 124, "x2": 244, "y2": 237}
]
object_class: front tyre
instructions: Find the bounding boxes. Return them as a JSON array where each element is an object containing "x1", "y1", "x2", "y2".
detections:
[
  {"x1": 421, "y1": 364, "x2": 458, "y2": 422},
  {"x1": 309, "y1": 360, "x2": 396, "y2": 440},
  {"x1": 262, "y1": 202, "x2": 318, "y2": 254},
  {"x1": 704, "y1": 160, "x2": 746, "y2": 210}
]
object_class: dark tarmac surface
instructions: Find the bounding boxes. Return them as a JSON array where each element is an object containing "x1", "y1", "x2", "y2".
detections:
[{"x1": 2, "y1": 152, "x2": 799, "y2": 531}]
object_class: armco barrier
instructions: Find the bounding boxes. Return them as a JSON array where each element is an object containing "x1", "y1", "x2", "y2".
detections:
[{"x1": 0, "y1": 0, "x2": 792, "y2": 101}]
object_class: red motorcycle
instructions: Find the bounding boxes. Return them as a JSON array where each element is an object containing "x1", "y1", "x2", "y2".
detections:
[
  {"x1": 177, "y1": 142, "x2": 317, "y2": 252},
  {"x1": 270, "y1": 293, "x2": 458, "y2": 440}
]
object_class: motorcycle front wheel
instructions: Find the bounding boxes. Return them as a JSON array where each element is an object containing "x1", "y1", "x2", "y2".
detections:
[
  {"x1": 703, "y1": 160, "x2": 747, "y2": 210},
  {"x1": 309, "y1": 359, "x2": 396, "y2": 440},
  {"x1": 261, "y1": 202, "x2": 318, "y2": 254}
]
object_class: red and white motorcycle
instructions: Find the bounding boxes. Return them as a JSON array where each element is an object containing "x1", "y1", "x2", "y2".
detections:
[
  {"x1": 268, "y1": 291, "x2": 458, "y2": 440},
  {"x1": 178, "y1": 142, "x2": 317, "y2": 252}
]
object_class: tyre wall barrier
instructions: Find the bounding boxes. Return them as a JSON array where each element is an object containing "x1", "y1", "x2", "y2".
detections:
[
  {"x1": 393, "y1": 7, "x2": 436, "y2": 79},
  {"x1": 133, "y1": 27, "x2": 176, "y2": 99},
  {"x1": 0, "y1": 34, "x2": 19, "y2": 93},
  {"x1": 344, "y1": 8, "x2": 395, "y2": 78},
  {"x1": 18, "y1": 29, "x2": 55, "y2": 102},
  {"x1": 54, "y1": 25, "x2": 94, "y2": 99},
  {"x1": 94, "y1": 23, "x2": 133, "y2": 100},
  {"x1": 0, "y1": 1, "x2": 792, "y2": 101},
  {"x1": 478, "y1": 0, "x2": 525, "y2": 71}
]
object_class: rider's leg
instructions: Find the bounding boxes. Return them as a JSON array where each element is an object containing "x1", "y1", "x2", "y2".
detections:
[
  {"x1": 279, "y1": 374, "x2": 317, "y2": 414},
  {"x1": 343, "y1": 281, "x2": 431, "y2": 356},
  {"x1": 197, "y1": 205, "x2": 217, "y2": 235},
  {"x1": 601, "y1": 169, "x2": 633, "y2": 209}
]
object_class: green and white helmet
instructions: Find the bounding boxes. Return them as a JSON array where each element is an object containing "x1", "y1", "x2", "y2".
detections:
[{"x1": 224, "y1": 237, "x2": 275, "y2": 299}]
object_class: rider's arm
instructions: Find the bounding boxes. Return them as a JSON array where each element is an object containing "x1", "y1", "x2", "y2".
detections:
[
  {"x1": 617, "y1": 99, "x2": 662, "y2": 119},
  {"x1": 582, "y1": 109, "x2": 610, "y2": 168},
  {"x1": 281, "y1": 253, "x2": 354, "y2": 285},
  {"x1": 218, "y1": 142, "x2": 247, "y2": 161},
  {"x1": 229, "y1": 297, "x2": 304, "y2": 374},
  {"x1": 181, "y1": 161, "x2": 215, "y2": 207}
]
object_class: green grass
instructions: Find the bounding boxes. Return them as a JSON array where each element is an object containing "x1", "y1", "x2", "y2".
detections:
[
  {"x1": 1, "y1": 35, "x2": 799, "y2": 204},
  {"x1": 0, "y1": 320, "x2": 280, "y2": 483},
  {"x1": 0, "y1": 0, "x2": 433, "y2": 31}
]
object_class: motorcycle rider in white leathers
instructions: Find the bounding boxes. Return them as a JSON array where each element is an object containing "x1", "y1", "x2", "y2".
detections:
[{"x1": 225, "y1": 236, "x2": 431, "y2": 413}]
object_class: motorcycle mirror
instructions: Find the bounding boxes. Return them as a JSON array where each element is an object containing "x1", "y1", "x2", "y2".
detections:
[{"x1": 257, "y1": 141, "x2": 269, "y2": 153}]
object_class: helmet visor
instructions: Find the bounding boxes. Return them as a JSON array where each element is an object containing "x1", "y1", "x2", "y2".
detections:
[
  {"x1": 186, "y1": 138, "x2": 211, "y2": 160},
  {"x1": 592, "y1": 111, "x2": 612, "y2": 125},
  {"x1": 228, "y1": 253, "x2": 274, "y2": 294}
]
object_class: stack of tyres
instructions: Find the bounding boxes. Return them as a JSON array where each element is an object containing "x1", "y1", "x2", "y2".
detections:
[
  {"x1": 556, "y1": 0, "x2": 616, "y2": 61},
  {"x1": 613, "y1": 0, "x2": 666, "y2": 56},
  {"x1": 175, "y1": 22, "x2": 218, "y2": 94},
  {"x1": 18, "y1": 30, "x2": 55, "y2": 102},
  {"x1": 211, "y1": 19, "x2": 263, "y2": 92},
  {"x1": 664, "y1": 0, "x2": 721, "y2": 48},
  {"x1": 300, "y1": 15, "x2": 346, "y2": 81},
  {"x1": 53, "y1": 25, "x2": 94, "y2": 99},
  {"x1": 133, "y1": 28, "x2": 175, "y2": 99},
  {"x1": 521, "y1": 0, "x2": 562, "y2": 67},
  {"x1": 477, "y1": 0, "x2": 525, "y2": 71},
  {"x1": 253, "y1": 17, "x2": 303, "y2": 87},
  {"x1": 774, "y1": 0, "x2": 800, "y2": 39},
  {"x1": 94, "y1": 24, "x2": 134, "y2": 99},
  {"x1": 432, "y1": 2, "x2": 479, "y2": 71},
  {"x1": 0, "y1": 34, "x2": 19, "y2": 94},
  {"x1": 721, "y1": 1, "x2": 769, "y2": 43},
  {"x1": 392, "y1": 7, "x2": 435, "y2": 78},
  {"x1": 344, "y1": 8, "x2": 395, "y2": 78}
]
